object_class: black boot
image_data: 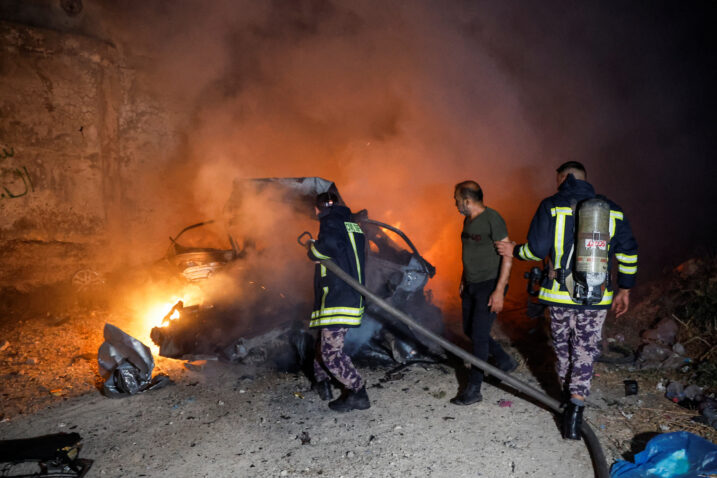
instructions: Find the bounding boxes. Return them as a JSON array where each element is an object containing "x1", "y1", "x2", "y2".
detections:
[
  {"x1": 562, "y1": 402, "x2": 584, "y2": 440},
  {"x1": 328, "y1": 386, "x2": 370, "y2": 412},
  {"x1": 498, "y1": 355, "x2": 518, "y2": 373},
  {"x1": 312, "y1": 380, "x2": 333, "y2": 401},
  {"x1": 450, "y1": 382, "x2": 483, "y2": 406}
]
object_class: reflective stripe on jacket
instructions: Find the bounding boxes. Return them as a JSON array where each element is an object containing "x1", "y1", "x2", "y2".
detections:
[
  {"x1": 515, "y1": 174, "x2": 638, "y2": 309},
  {"x1": 307, "y1": 205, "x2": 366, "y2": 327}
]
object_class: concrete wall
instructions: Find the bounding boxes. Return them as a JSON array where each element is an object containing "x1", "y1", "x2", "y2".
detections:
[{"x1": 0, "y1": 19, "x2": 179, "y2": 290}]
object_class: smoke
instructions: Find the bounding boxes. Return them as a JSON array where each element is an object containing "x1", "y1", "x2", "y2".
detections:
[
  {"x1": 95, "y1": 0, "x2": 545, "y2": 314},
  {"x1": 88, "y1": 0, "x2": 714, "y2": 322}
]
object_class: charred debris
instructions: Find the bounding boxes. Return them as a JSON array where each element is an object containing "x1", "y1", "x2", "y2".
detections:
[{"x1": 148, "y1": 177, "x2": 444, "y2": 372}]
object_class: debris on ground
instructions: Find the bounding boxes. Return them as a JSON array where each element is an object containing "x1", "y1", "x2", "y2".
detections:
[
  {"x1": 640, "y1": 317, "x2": 679, "y2": 346},
  {"x1": 590, "y1": 256, "x2": 717, "y2": 462},
  {"x1": 610, "y1": 431, "x2": 717, "y2": 477},
  {"x1": 0, "y1": 432, "x2": 93, "y2": 478},
  {"x1": 623, "y1": 380, "x2": 638, "y2": 396},
  {"x1": 97, "y1": 323, "x2": 172, "y2": 397}
]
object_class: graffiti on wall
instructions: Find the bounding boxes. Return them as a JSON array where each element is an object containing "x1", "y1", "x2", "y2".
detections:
[{"x1": 1, "y1": 145, "x2": 35, "y2": 200}]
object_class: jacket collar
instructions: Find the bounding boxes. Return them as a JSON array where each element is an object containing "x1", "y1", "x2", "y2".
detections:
[
  {"x1": 557, "y1": 173, "x2": 595, "y2": 201},
  {"x1": 318, "y1": 204, "x2": 351, "y2": 220}
]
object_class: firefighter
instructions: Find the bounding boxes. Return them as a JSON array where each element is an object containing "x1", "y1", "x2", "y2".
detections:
[
  {"x1": 307, "y1": 191, "x2": 370, "y2": 412},
  {"x1": 452, "y1": 180, "x2": 518, "y2": 406},
  {"x1": 496, "y1": 161, "x2": 638, "y2": 439}
]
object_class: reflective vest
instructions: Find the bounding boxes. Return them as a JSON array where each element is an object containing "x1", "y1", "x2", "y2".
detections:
[
  {"x1": 308, "y1": 205, "x2": 366, "y2": 327},
  {"x1": 515, "y1": 175, "x2": 638, "y2": 309}
]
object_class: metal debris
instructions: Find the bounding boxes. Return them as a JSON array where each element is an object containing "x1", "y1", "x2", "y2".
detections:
[{"x1": 97, "y1": 323, "x2": 171, "y2": 398}]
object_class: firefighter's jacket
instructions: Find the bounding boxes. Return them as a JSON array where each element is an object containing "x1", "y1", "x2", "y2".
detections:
[
  {"x1": 514, "y1": 174, "x2": 638, "y2": 309},
  {"x1": 307, "y1": 205, "x2": 366, "y2": 328}
]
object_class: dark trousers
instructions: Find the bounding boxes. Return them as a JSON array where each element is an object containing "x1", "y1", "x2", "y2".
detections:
[{"x1": 462, "y1": 279, "x2": 512, "y2": 387}]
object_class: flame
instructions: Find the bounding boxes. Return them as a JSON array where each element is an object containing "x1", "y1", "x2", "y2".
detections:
[
  {"x1": 144, "y1": 298, "x2": 184, "y2": 329},
  {"x1": 123, "y1": 283, "x2": 204, "y2": 354},
  {"x1": 166, "y1": 307, "x2": 181, "y2": 323}
]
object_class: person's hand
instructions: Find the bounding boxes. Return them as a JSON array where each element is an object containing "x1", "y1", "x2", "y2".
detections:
[
  {"x1": 488, "y1": 290, "x2": 504, "y2": 313},
  {"x1": 459, "y1": 281, "x2": 465, "y2": 296},
  {"x1": 611, "y1": 288, "x2": 630, "y2": 317},
  {"x1": 495, "y1": 240, "x2": 516, "y2": 258}
]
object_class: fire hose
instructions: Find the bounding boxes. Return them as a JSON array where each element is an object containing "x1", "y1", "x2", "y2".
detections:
[{"x1": 298, "y1": 232, "x2": 609, "y2": 478}]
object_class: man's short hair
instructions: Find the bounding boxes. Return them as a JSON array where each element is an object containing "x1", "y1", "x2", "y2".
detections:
[
  {"x1": 316, "y1": 191, "x2": 339, "y2": 211},
  {"x1": 556, "y1": 161, "x2": 587, "y2": 177},
  {"x1": 455, "y1": 180, "x2": 483, "y2": 203}
]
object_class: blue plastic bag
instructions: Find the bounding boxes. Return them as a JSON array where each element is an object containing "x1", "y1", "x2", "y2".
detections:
[{"x1": 611, "y1": 431, "x2": 717, "y2": 477}]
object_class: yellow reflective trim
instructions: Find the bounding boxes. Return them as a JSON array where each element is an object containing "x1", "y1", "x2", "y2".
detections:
[
  {"x1": 310, "y1": 315, "x2": 362, "y2": 327},
  {"x1": 619, "y1": 264, "x2": 637, "y2": 275},
  {"x1": 550, "y1": 206, "x2": 572, "y2": 216},
  {"x1": 553, "y1": 208, "x2": 572, "y2": 269},
  {"x1": 311, "y1": 243, "x2": 331, "y2": 260},
  {"x1": 609, "y1": 210, "x2": 623, "y2": 238},
  {"x1": 615, "y1": 253, "x2": 637, "y2": 264},
  {"x1": 539, "y1": 285, "x2": 614, "y2": 305},
  {"x1": 520, "y1": 244, "x2": 541, "y2": 261},
  {"x1": 311, "y1": 306, "x2": 364, "y2": 319},
  {"x1": 344, "y1": 222, "x2": 364, "y2": 234},
  {"x1": 320, "y1": 286, "x2": 328, "y2": 310},
  {"x1": 320, "y1": 264, "x2": 326, "y2": 277},
  {"x1": 347, "y1": 231, "x2": 363, "y2": 308}
]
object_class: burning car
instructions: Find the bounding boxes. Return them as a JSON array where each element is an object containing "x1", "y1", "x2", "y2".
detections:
[
  {"x1": 149, "y1": 177, "x2": 444, "y2": 368},
  {"x1": 163, "y1": 220, "x2": 240, "y2": 282}
]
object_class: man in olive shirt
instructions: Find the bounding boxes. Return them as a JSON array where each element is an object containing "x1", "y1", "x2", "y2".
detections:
[{"x1": 451, "y1": 180, "x2": 517, "y2": 405}]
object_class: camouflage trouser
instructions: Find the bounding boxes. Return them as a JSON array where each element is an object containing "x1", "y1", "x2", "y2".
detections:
[
  {"x1": 549, "y1": 306, "x2": 607, "y2": 398},
  {"x1": 313, "y1": 327, "x2": 364, "y2": 392}
]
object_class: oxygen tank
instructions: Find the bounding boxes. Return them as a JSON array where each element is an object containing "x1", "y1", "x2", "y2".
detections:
[{"x1": 572, "y1": 198, "x2": 610, "y2": 304}]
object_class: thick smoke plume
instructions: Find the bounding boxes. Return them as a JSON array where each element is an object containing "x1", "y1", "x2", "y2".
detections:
[
  {"x1": 100, "y1": 0, "x2": 544, "y2": 314},
  {"x1": 92, "y1": 0, "x2": 714, "y2": 325}
]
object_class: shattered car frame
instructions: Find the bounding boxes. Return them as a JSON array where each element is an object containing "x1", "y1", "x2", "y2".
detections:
[{"x1": 150, "y1": 177, "x2": 444, "y2": 367}]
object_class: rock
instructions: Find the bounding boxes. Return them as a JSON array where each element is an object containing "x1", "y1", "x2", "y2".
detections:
[
  {"x1": 640, "y1": 317, "x2": 679, "y2": 346},
  {"x1": 672, "y1": 343, "x2": 686, "y2": 355},
  {"x1": 26, "y1": 357, "x2": 38, "y2": 365},
  {"x1": 0, "y1": 340, "x2": 9, "y2": 352},
  {"x1": 298, "y1": 431, "x2": 311, "y2": 445}
]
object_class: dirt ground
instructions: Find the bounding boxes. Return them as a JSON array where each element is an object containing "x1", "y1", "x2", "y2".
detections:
[{"x1": 0, "y1": 298, "x2": 715, "y2": 477}]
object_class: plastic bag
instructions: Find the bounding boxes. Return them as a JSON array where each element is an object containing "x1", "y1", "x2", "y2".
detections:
[
  {"x1": 611, "y1": 431, "x2": 717, "y2": 477},
  {"x1": 97, "y1": 323, "x2": 172, "y2": 397}
]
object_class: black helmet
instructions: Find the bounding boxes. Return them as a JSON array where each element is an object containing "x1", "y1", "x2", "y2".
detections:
[{"x1": 316, "y1": 191, "x2": 339, "y2": 211}]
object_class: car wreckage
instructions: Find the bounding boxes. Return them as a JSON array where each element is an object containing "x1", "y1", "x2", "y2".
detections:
[{"x1": 149, "y1": 177, "x2": 444, "y2": 371}]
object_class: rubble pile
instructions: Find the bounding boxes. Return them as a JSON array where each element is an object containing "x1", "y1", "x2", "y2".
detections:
[
  {"x1": 587, "y1": 256, "x2": 717, "y2": 456},
  {"x1": 0, "y1": 306, "x2": 105, "y2": 419},
  {"x1": 631, "y1": 257, "x2": 717, "y2": 387}
]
